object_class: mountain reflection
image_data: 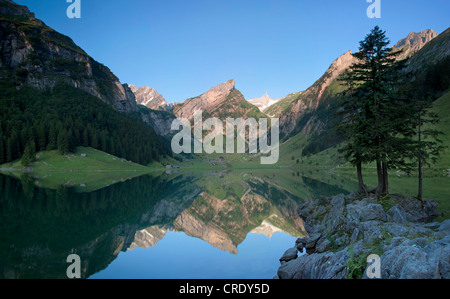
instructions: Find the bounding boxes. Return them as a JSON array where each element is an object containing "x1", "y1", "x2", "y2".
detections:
[{"x1": 0, "y1": 169, "x2": 354, "y2": 278}]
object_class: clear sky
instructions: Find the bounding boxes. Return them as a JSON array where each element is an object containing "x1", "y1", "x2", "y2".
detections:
[{"x1": 14, "y1": 0, "x2": 450, "y2": 103}]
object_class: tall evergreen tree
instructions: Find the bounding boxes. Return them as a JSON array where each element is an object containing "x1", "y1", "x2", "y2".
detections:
[
  {"x1": 57, "y1": 129, "x2": 69, "y2": 155},
  {"x1": 411, "y1": 96, "x2": 446, "y2": 202},
  {"x1": 0, "y1": 136, "x2": 5, "y2": 165},
  {"x1": 21, "y1": 140, "x2": 36, "y2": 166},
  {"x1": 337, "y1": 26, "x2": 413, "y2": 197},
  {"x1": 47, "y1": 125, "x2": 58, "y2": 151}
]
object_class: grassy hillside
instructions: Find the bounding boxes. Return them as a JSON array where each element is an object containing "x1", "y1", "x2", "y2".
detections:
[
  {"x1": 432, "y1": 90, "x2": 450, "y2": 168},
  {"x1": 0, "y1": 147, "x2": 163, "y2": 192},
  {"x1": 264, "y1": 92, "x2": 302, "y2": 117}
]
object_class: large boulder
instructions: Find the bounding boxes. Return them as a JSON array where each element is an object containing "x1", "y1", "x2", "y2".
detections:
[
  {"x1": 278, "y1": 250, "x2": 349, "y2": 279},
  {"x1": 379, "y1": 236, "x2": 450, "y2": 279}
]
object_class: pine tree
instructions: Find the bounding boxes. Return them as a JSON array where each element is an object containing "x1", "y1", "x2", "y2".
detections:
[
  {"x1": 21, "y1": 140, "x2": 36, "y2": 166},
  {"x1": 57, "y1": 129, "x2": 69, "y2": 155},
  {"x1": 412, "y1": 96, "x2": 446, "y2": 202},
  {"x1": 6, "y1": 139, "x2": 12, "y2": 163},
  {"x1": 47, "y1": 125, "x2": 58, "y2": 150},
  {"x1": 336, "y1": 26, "x2": 412, "y2": 197},
  {"x1": 0, "y1": 136, "x2": 5, "y2": 164},
  {"x1": 82, "y1": 128, "x2": 89, "y2": 147},
  {"x1": 37, "y1": 123, "x2": 47, "y2": 152}
]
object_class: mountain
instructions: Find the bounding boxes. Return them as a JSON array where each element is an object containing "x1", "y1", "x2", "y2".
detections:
[
  {"x1": 280, "y1": 50, "x2": 358, "y2": 138},
  {"x1": 0, "y1": 0, "x2": 170, "y2": 164},
  {"x1": 278, "y1": 28, "x2": 448, "y2": 155},
  {"x1": 0, "y1": 0, "x2": 139, "y2": 114},
  {"x1": 173, "y1": 79, "x2": 265, "y2": 120},
  {"x1": 394, "y1": 29, "x2": 439, "y2": 60},
  {"x1": 403, "y1": 28, "x2": 450, "y2": 75},
  {"x1": 248, "y1": 93, "x2": 279, "y2": 112},
  {"x1": 129, "y1": 84, "x2": 174, "y2": 111},
  {"x1": 263, "y1": 92, "x2": 303, "y2": 117}
]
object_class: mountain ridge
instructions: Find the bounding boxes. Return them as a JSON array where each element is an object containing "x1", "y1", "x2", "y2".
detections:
[
  {"x1": 278, "y1": 28, "x2": 445, "y2": 141},
  {"x1": 248, "y1": 93, "x2": 280, "y2": 112}
]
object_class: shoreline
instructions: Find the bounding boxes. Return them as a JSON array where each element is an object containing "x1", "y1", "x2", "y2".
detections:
[{"x1": 276, "y1": 193, "x2": 450, "y2": 279}]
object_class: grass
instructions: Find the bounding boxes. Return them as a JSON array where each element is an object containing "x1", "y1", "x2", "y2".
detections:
[
  {"x1": 432, "y1": 91, "x2": 450, "y2": 168},
  {"x1": 0, "y1": 147, "x2": 164, "y2": 192}
]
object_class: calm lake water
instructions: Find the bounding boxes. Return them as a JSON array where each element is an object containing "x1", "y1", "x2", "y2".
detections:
[{"x1": 0, "y1": 170, "x2": 354, "y2": 279}]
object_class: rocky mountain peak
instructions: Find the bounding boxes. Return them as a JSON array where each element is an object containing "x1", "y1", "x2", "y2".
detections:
[
  {"x1": 204, "y1": 79, "x2": 236, "y2": 99},
  {"x1": 248, "y1": 93, "x2": 279, "y2": 111},
  {"x1": 128, "y1": 84, "x2": 168, "y2": 110},
  {"x1": 173, "y1": 79, "x2": 239, "y2": 119},
  {"x1": 394, "y1": 29, "x2": 438, "y2": 59},
  {"x1": 0, "y1": 0, "x2": 35, "y2": 18},
  {"x1": 328, "y1": 50, "x2": 356, "y2": 75}
]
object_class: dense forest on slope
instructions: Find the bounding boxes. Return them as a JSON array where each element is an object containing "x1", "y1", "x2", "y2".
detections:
[{"x1": 0, "y1": 80, "x2": 171, "y2": 165}]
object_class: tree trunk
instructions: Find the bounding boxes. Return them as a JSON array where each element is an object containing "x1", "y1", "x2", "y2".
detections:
[
  {"x1": 417, "y1": 117, "x2": 423, "y2": 202},
  {"x1": 382, "y1": 162, "x2": 389, "y2": 195},
  {"x1": 356, "y1": 162, "x2": 368, "y2": 196},
  {"x1": 375, "y1": 160, "x2": 389, "y2": 197}
]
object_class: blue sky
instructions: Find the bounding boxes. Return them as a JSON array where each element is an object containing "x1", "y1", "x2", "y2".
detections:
[{"x1": 14, "y1": 0, "x2": 450, "y2": 103}]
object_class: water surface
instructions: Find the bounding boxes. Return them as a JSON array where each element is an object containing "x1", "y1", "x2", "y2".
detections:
[{"x1": 0, "y1": 169, "x2": 355, "y2": 279}]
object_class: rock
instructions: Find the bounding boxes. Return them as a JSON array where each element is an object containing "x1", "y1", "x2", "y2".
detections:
[
  {"x1": 357, "y1": 221, "x2": 383, "y2": 244},
  {"x1": 380, "y1": 236, "x2": 450, "y2": 279},
  {"x1": 277, "y1": 192, "x2": 449, "y2": 279},
  {"x1": 395, "y1": 196, "x2": 440, "y2": 223},
  {"x1": 139, "y1": 109, "x2": 175, "y2": 136},
  {"x1": 315, "y1": 237, "x2": 331, "y2": 253},
  {"x1": 388, "y1": 205, "x2": 408, "y2": 224},
  {"x1": 384, "y1": 237, "x2": 408, "y2": 251},
  {"x1": 350, "y1": 228, "x2": 360, "y2": 244},
  {"x1": 297, "y1": 234, "x2": 322, "y2": 254},
  {"x1": 173, "y1": 80, "x2": 237, "y2": 120},
  {"x1": 347, "y1": 201, "x2": 388, "y2": 223},
  {"x1": 278, "y1": 250, "x2": 349, "y2": 279},
  {"x1": 384, "y1": 222, "x2": 410, "y2": 237},
  {"x1": 129, "y1": 84, "x2": 170, "y2": 111},
  {"x1": 394, "y1": 29, "x2": 439, "y2": 60},
  {"x1": 439, "y1": 220, "x2": 450, "y2": 237},
  {"x1": 279, "y1": 248, "x2": 298, "y2": 263}
]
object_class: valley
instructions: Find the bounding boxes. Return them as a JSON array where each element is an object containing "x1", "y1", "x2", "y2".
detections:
[{"x1": 0, "y1": 0, "x2": 449, "y2": 280}]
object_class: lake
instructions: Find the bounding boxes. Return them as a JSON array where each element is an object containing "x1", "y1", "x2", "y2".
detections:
[
  {"x1": 1, "y1": 168, "x2": 446, "y2": 279},
  {"x1": 0, "y1": 169, "x2": 355, "y2": 279}
]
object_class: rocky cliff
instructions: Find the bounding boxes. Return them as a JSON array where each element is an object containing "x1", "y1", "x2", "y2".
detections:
[
  {"x1": 0, "y1": 0, "x2": 139, "y2": 114},
  {"x1": 174, "y1": 79, "x2": 236, "y2": 119},
  {"x1": 173, "y1": 79, "x2": 264, "y2": 121},
  {"x1": 129, "y1": 84, "x2": 173, "y2": 111},
  {"x1": 403, "y1": 27, "x2": 450, "y2": 74},
  {"x1": 394, "y1": 29, "x2": 439, "y2": 60},
  {"x1": 279, "y1": 51, "x2": 357, "y2": 137}
]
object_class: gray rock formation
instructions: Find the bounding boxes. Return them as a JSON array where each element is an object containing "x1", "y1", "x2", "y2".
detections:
[
  {"x1": 277, "y1": 194, "x2": 449, "y2": 279},
  {"x1": 128, "y1": 226, "x2": 169, "y2": 250},
  {"x1": 394, "y1": 29, "x2": 439, "y2": 60},
  {"x1": 139, "y1": 108, "x2": 176, "y2": 136},
  {"x1": 129, "y1": 84, "x2": 171, "y2": 111},
  {"x1": 0, "y1": 0, "x2": 34, "y2": 17},
  {"x1": 173, "y1": 79, "x2": 236, "y2": 120},
  {"x1": 279, "y1": 248, "x2": 298, "y2": 263}
]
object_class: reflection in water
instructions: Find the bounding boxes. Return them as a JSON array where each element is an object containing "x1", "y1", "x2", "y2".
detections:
[{"x1": 0, "y1": 170, "x2": 354, "y2": 279}]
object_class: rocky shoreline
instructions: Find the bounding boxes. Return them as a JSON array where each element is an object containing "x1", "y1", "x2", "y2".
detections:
[{"x1": 276, "y1": 193, "x2": 450, "y2": 279}]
